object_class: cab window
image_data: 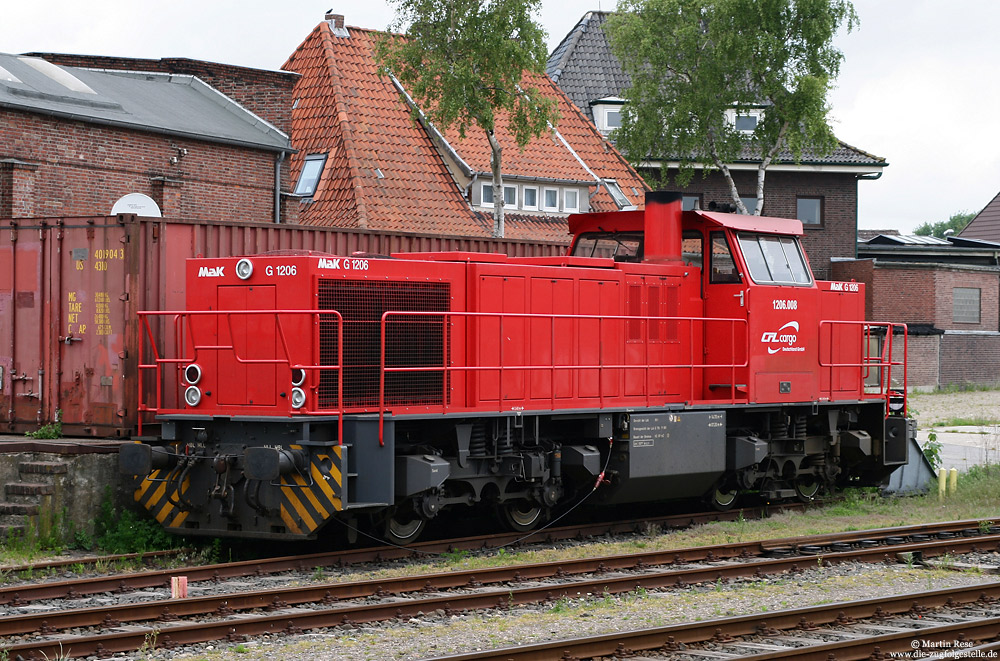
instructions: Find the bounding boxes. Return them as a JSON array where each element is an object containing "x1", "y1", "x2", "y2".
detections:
[
  {"x1": 709, "y1": 232, "x2": 740, "y2": 283},
  {"x1": 737, "y1": 233, "x2": 812, "y2": 285},
  {"x1": 571, "y1": 232, "x2": 643, "y2": 262},
  {"x1": 682, "y1": 230, "x2": 703, "y2": 268}
]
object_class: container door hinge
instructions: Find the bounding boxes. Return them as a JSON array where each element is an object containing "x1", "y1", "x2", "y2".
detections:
[{"x1": 119, "y1": 293, "x2": 129, "y2": 301}]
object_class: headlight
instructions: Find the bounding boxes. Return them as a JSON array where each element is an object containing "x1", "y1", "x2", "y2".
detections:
[
  {"x1": 291, "y1": 368, "x2": 306, "y2": 386},
  {"x1": 184, "y1": 386, "x2": 202, "y2": 407},
  {"x1": 290, "y1": 387, "x2": 306, "y2": 409},
  {"x1": 184, "y1": 363, "x2": 202, "y2": 384},
  {"x1": 235, "y1": 258, "x2": 254, "y2": 280}
]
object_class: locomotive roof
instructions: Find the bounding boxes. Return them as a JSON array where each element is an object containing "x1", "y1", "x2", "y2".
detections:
[{"x1": 567, "y1": 209, "x2": 804, "y2": 236}]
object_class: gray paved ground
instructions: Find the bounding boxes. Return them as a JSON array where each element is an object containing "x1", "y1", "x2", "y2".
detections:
[{"x1": 917, "y1": 425, "x2": 1000, "y2": 473}]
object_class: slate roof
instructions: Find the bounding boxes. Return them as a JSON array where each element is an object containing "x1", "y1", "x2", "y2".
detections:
[
  {"x1": 547, "y1": 11, "x2": 886, "y2": 169},
  {"x1": 282, "y1": 19, "x2": 648, "y2": 241},
  {"x1": 960, "y1": 189, "x2": 1000, "y2": 242},
  {"x1": 0, "y1": 53, "x2": 290, "y2": 152}
]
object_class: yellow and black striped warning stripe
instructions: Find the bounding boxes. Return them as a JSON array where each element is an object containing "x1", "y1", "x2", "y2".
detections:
[
  {"x1": 278, "y1": 445, "x2": 343, "y2": 536},
  {"x1": 135, "y1": 468, "x2": 191, "y2": 530}
]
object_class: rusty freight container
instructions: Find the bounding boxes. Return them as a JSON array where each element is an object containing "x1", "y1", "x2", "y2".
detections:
[{"x1": 0, "y1": 215, "x2": 567, "y2": 437}]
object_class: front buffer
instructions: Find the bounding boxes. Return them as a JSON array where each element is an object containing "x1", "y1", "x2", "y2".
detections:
[{"x1": 120, "y1": 415, "x2": 398, "y2": 540}]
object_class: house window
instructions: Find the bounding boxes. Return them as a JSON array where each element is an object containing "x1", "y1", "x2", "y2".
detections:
[
  {"x1": 481, "y1": 183, "x2": 494, "y2": 206},
  {"x1": 797, "y1": 197, "x2": 823, "y2": 225},
  {"x1": 503, "y1": 185, "x2": 517, "y2": 208},
  {"x1": 954, "y1": 287, "x2": 981, "y2": 324},
  {"x1": 603, "y1": 180, "x2": 631, "y2": 209},
  {"x1": 564, "y1": 189, "x2": 579, "y2": 212},
  {"x1": 523, "y1": 186, "x2": 538, "y2": 210},
  {"x1": 592, "y1": 99, "x2": 626, "y2": 134},
  {"x1": 682, "y1": 194, "x2": 701, "y2": 211},
  {"x1": 294, "y1": 154, "x2": 327, "y2": 197},
  {"x1": 543, "y1": 187, "x2": 559, "y2": 211},
  {"x1": 735, "y1": 114, "x2": 758, "y2": 132},
  {"x1": 739, "y1": 196, "x2": 758, "y2": 215}
]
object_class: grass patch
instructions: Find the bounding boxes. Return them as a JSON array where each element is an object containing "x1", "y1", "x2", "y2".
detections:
[{"x1": 932, "y1": 417, "x2": 1000, "y2": 428}]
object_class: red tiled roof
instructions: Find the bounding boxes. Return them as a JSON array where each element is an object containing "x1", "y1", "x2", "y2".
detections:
[
  {"x1": 283, "y1": 21, "x2": 648, "y2": 239},
  {"x1": 444, "y1": 70, "x2": 649, "y2": 213}
]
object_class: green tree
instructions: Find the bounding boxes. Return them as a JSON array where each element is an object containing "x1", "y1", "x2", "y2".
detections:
[
  {"x1": 913, "y1": 211, "x2": 977, "y2": 238},
  {"x1": 377, "y1": 0, "x2": 558, "y2": 237},
  {"x1": 607, "y1": 0, "x2": 857, "y2": 215}
]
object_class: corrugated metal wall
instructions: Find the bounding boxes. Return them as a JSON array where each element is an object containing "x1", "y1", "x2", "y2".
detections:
[{"x1": 0, "y1": 215, "x2": 568, "y2": 436}]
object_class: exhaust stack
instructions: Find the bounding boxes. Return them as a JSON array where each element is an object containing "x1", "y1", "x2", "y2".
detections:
[{"x1": 644, "y1": 191, "x2": 683, "y2": 263}]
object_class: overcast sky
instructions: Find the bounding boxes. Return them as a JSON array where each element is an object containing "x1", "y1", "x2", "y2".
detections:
[{"x1": 3, "y1": 0, "x2": 998, "y2": 233}]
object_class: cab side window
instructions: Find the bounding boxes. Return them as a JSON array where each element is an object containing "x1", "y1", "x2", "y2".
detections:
[{"x1": 710, "y1": 232, "x2": 741, "y2": 284}]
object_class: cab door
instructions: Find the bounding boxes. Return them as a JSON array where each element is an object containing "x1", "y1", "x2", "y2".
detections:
[{"x1": 702, "y1": 231, "x2": 748, "y2": 400}]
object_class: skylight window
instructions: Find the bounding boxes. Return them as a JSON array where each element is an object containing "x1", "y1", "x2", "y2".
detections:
[
  {"x1": 0, "y1": 65, "x2": 21, "y2": 84},
  {"x1": 294, "y1": 154, "x2": 327, "y2": 197},
  {"x1": 603, "y1": 180, "x2": 631, "y2": 209},
  {"x1": 19, "y1": 57, "x2": 96, "y2": 94}
]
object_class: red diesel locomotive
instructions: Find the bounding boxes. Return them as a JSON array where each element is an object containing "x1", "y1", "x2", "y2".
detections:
[{"x1": 120, "y1": 191, "x2": 912, "y2": 543}]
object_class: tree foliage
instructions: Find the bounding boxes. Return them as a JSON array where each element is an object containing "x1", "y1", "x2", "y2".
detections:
[
  {"x1": 913, "y1": 211, "x2": 978, "y2": 238},
  {"x1": 376, "y1": 0, "x2": 558, "y2": 237},
  {"x1": 607, "y1": 0, "x2": 857, "y2": 214}
]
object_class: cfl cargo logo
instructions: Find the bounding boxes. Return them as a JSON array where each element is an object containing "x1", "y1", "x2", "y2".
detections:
[
  {"x1": 197, "y1": 266, "x2": 225, "y2": 277},
  {"x1": 761, "y1": 321, "x2": 804, "y2": 354}
]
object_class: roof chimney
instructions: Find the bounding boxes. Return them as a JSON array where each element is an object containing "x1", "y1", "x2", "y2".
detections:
[{"x1": 325, "y1": 13, "x2": 349, "y2": 37}]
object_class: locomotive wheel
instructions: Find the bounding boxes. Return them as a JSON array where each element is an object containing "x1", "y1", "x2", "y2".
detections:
[
  {"x1": 709, "y1": 487, "x2": 739, "y2": 511},
  {"x1": 794, "y1": 476, "x2": 822, "y2": 502},
  {"x1": 383, "y1": 508, "x2": 427, "y2": 545},
  {"x1": 498, "y1": 500, "x2": 544, "y2": 532}
]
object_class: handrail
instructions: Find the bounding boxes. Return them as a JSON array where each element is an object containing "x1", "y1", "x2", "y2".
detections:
[
  {"x1": 377, "y1": 310, "x2": 750, "y2": 445},
  {"x1": 137, "y1": 309, "x2": 345, "y2": 443},
  {"x1": 818, "y1": 320, "x2": 908, "y2": 417}
]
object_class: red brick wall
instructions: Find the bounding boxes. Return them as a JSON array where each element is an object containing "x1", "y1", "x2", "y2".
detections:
[
  {"x1": 903, "y1": 335, "x2": 940, "y2": 390},
  {"x1": 0, "y1": 108, "x2": 296, "y2": 223},
  {"x1": 664, "y1": 169, "x2": 859, "y2": 280},
  {"x1": 27, "y1": 54, "x2": 298, "y2": 136},
  {"x1": 940, "y1": 333, "x2": 1000, "y2": 387},
  {"x1": 869, "y1": 265, "x2": 936, "y2": 325},
  {"x1": 932, "y1": 269, "x2": 998, "y2": 332}
]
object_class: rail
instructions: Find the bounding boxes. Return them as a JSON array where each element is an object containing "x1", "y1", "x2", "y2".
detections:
[{"x1": 818, "y1": 320, "x2": 908, "y2": 417}]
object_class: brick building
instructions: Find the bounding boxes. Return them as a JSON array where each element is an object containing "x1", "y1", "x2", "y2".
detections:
[
  {"x1": 0, "y1": 53, "x2": 297, "y2": 222},
  {"x1": 547, "y1": 10, "x2": 887, "y2": 279},
  {"x1": 833, "y1": 234, "x2": 1000, "y2": 389}
]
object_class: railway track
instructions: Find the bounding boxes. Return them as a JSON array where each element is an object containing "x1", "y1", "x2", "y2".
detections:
[
  {"x1": 3, "y1": 519, "x2": 998, "y2": 659},
  {"x1": 421, "y1": 584, "x2": 1000, "y2": 660},
  {"x1": 0, "y1": 502, "x2": 809, "y2": 603}
]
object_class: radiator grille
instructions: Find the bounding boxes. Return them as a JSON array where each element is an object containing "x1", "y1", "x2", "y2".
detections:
[{"x1": 318, "y1": 279, "x2": 451, "y2": 408}]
